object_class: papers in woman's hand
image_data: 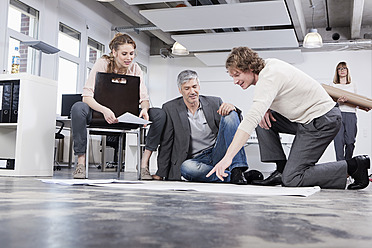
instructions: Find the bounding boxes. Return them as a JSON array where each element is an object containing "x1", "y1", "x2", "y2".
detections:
[{"x1": 117, "y1": 112, "x2": 151, "y2": 125}]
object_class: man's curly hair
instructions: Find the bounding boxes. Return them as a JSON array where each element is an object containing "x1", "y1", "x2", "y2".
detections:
[{"x1": 225, "y1": 47, "x2": 265, "y2": 74}]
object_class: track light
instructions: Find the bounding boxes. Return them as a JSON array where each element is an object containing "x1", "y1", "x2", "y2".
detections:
[
  {"x1": 171, "y1": 42, "x2": 189, "y2": 56},
  {"x1": 303, "y1": 29, "x2": 323, "y2": 48},
  {"x1": 303, "y1": 2, "x2": 323, "y2": 48}
]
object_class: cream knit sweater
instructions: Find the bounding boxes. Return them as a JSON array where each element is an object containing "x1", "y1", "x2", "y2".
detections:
[{"x1": 238, "y1": 59, "x2": 336, "y2": 135}]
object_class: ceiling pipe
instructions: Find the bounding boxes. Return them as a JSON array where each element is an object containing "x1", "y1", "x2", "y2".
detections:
[
  {"x1": 113, "y1": 24, "x2": 160, "y2": 34},
  {"x1": 301, "y1": 39, "x2": 371, "y2": 48},
  {"x1": 323, "y1": 39, "x2": 371, "y2": 46},
  {"x1": 325, "y1": 0, "x2": 332, "y2": 31}
]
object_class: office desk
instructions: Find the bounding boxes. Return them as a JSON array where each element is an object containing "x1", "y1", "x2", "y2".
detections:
[
  {"x1": 244, "y1": 134, "x2": 293, "y2": 173},
  {"x1": 245, "y1": 134, "x2": 293, "y2": 148}
]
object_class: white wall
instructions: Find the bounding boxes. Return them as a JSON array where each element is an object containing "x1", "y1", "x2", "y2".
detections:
[{"x1": 148, "y1": 50, "x2": 372, "y2": 167}]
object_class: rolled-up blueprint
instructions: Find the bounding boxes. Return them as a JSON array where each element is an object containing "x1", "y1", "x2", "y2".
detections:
[{"x1": 321, "y1": 84, "x2": 372, "y2": 109}]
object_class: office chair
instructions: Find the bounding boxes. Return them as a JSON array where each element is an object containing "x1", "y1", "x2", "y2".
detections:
[
  {"x1": 92, "y1": 133, "x2": 125, "y2": 172},
  {"x1": 102, "y1": 135, "x2": 125, "y2": 170},
  {"x1": 101, "y1": 128, "x2": 147, "y2": 171},
  {"x1": 54, "y1": 120, "x2": 65, "y2": 171}
]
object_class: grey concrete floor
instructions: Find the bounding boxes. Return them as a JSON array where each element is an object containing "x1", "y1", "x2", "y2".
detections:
[{"x1": 1, "y1": 166, "x2": 372, "y2": 248}]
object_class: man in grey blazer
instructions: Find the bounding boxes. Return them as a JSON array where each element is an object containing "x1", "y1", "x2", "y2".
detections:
[{"x1": 153, "y1": 70, "x2": 248, "y2": 183}]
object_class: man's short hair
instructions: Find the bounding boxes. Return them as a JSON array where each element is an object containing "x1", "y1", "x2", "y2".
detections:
[
  {"x1": 225, "y1": 47, "x2": 265, "y2": 74},
  {"x1": 177, "y1": 70, "x2": 199, "y2": 89}
]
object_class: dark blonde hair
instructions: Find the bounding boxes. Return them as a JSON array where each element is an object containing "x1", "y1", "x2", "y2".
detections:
[
  {"x1": 333, "y1": 61, "x2": 351, "y2": 84},
  {"x1": 102, "y1": 33, "x2": 136, "y2": 73},
  {"x1": 225, "y1": 47, "x2": 265, "y2": 74}
]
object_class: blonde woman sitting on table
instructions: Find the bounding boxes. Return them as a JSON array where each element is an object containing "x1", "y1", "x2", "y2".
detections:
[{"x1": 71, "y1": 33, "x2": 165, "y2": 179}]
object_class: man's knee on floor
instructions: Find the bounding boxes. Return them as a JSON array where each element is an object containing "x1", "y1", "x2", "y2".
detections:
[
  {"x1": 281, "y1": 174, "x2": 301, "y2": 187},
  {"x1": 180, "y1": 160, "x2": 194, "y2": 179},
  {"x1": 180, "y1": 160, "x2": 194, "y2": 173}
]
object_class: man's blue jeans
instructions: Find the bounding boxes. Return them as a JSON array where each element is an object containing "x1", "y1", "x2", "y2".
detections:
[{"x1": 180, "y1": 111, "x2": 248, "y2": 182}]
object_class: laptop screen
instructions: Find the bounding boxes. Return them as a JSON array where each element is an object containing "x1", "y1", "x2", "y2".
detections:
[{"x1": 61, "y1": 94, "x2": 82, "y2": 117}]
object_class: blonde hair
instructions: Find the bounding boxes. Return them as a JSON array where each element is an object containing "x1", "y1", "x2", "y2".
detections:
[
  {"x1": 333, "y1": 61, "x2": 351, "y2": 84},
  {"x1": 225, "y1": 47, "x2": 265, "y2": 74},
  {"x1": 102, "y1": 33, "x2": 136, "y2": 73}
]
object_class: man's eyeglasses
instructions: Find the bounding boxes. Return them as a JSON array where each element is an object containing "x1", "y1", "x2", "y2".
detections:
[{"x1": 337, "y1": 67, "x2": 348, "y2": 71}]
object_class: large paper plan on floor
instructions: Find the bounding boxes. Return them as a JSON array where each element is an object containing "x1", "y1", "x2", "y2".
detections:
[
  {"x1": 39, "y1": 179, "x2": 321, "y2": 197},
  {"x1": 322, "y1": 83, "x2": 372, "y2": 108}
]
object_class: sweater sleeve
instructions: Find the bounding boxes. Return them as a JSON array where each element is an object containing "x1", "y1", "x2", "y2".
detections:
[
  {"x1": 238, "y1": 78, "x2": 279, "y2": 135},
  {"x1": 82, "y1": 58, "x2": 108, "y2": 97}
]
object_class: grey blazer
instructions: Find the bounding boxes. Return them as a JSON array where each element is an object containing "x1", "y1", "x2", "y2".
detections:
[{"x1": 156, "y1": 95, "x2": 223, "y2": 180}]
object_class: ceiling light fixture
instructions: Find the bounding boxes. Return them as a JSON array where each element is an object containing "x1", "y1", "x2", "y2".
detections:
[
  {"x1": 303, "y1": 1, "x2": 323, "y2": 48},
  {"x1": 171, "y1": 42, "x2": 189, "y2": 56},
  {"x1": 96, "y1": 0, "x2": 115, "y2": 2}
]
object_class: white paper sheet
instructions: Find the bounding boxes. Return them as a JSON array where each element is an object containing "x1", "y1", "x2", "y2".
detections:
[
  {"x1": 90, "y1": 181, "x2": 320, "y2": 197},
  {"x1": 40, "y1": 179, "x2": 320, "y2": 197},
  {"x1": 117, "y1": 112, "x2": 151, "y2": 125},
  {"x1": 38, "y1": 179, "x2": 118, "y2": 185}
]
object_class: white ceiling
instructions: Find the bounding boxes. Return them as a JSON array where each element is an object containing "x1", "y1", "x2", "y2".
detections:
[
  {"x1": 195, "y1": 49, "x2": 304, "y2": 66},
  {"x1": 101, "y1": 0, "x2": 372, "y2": 65},
  {"x1": 172, "y1": 29, "x2": 299, "y2": 51},
  {"x1": 139, "y1": 1, "x2": 291, "y2": 32},
  {"x1": 124, "y1": 0, "x2": 181, "y2": 5}
]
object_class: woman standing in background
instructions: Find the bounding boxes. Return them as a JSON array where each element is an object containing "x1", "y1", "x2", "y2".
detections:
[{"x1": 332, "y1": 62, "x2": 358, "y2": 161}]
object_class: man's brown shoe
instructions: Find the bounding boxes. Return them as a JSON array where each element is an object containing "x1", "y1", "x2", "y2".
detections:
[{"x1": 152, "y1": 174, "x2": 163, "y2": 180}]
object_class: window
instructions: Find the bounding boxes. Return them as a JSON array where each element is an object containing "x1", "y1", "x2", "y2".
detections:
[
  {"x1": 86, "y1": 67, "x2": 91, "y2": 81},
  {"x1": 7, "y1": 0, "x2": 39, "y2": 74},
  {"x1": 8, "y1": 0, "x2": 39, "y2": 38},
  {"x1": 137, "y1": 62, "x2": 148, "y2": 87},
  {"x1": 58, "y1": 23, "x2": 81, "y2": 57},
  {"x1": 57, "y1": 23, "x2": 82, "y2": 113},
  {"x1": 87, "y1": 38, "x2": 104, "y2": 64},
  {"x1": 57, "y1": 58, "x2": 79, "y2": 115}
]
